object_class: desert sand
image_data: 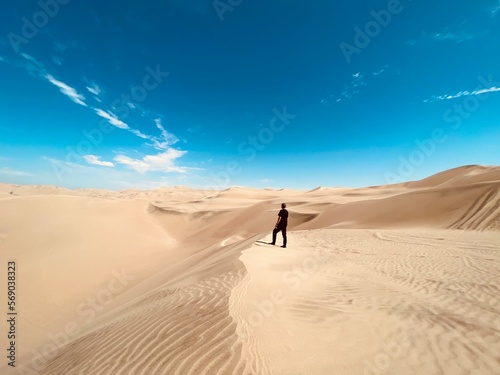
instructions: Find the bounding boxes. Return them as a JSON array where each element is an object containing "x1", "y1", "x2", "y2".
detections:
[{"x1": 0, "y1": 164, "x2": 499, "y2": 374}]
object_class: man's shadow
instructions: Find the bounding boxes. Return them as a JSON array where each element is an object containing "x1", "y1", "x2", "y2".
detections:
[{"x1": 255, "y1": 240, "x2": 273, "y2": 245}]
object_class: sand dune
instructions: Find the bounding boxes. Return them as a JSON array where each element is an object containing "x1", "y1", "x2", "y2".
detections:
[
  {"x1": 0, "y1": 165, "x2": 499, "y2": 374},
  {"x1": 404, "y1": 165, "x2": 499, "y2": 189}
]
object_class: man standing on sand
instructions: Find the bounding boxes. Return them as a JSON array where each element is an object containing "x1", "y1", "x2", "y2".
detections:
[{"x1": 271, "y1": 203, "x2": 288, "y2": 248}]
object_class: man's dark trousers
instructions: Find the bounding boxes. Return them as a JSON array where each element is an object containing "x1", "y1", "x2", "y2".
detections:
[{"x1": 272, "y1": 225, "x2": 287, "y2": 246}]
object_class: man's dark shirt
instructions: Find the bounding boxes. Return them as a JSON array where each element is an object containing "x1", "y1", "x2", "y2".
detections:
[{"x1": 278, "y1": 209, "x2": 288, "y2": 228}]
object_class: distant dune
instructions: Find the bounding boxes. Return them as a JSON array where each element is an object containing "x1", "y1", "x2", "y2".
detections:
[{"x1": 0, "y1": 165, "x2": 499, "y2": 374}]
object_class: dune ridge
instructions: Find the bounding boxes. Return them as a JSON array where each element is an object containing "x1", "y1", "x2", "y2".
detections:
[{"x1": 0, "y1": 165, "x2": 499, "y2": 374}]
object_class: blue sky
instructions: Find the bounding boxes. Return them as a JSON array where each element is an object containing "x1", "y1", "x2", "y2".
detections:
[{"x1": 1, "y1": 0, "x2": 499, "y2": 190}]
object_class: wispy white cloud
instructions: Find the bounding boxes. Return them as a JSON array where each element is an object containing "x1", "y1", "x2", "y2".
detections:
[
  {"x1": 343, "y1": 72, "x2": 367, "y2": 98},
  {"x1": 425, "y1": 86, "x2": 500, "y2": 102},
  {"x1": 12, "y1": 54, "x2": 87, "y2": 111},
  {"x1": 321, "y1": 72, "x2": 365, "y2": 104},
  {"x1": 53, "y1": 41, "x2": 68, "y2": 52},
  {"x1": 45, "y1": 74, "x2": 87, "y2": 107},
  {"x1": 93, "y1": 102, "x2": 181, "y2": 147},
  {"x1": 19, "y1": 53, "x2": 46, "y2": 77},
  {"x1": 372, "y1": 65, "x2": 389, "y2": 76},
  {"x1": 408, "y1": 29, "x2": 476, "y2": 46},
  {"x1": 0, "y1": 167, "x2": 33, "y2": 177},
  {"x1": 491, "y1": 1, "x2": 500, "y2": 16},
  {"x1": 83, "y1": 155, "x2": 114, "y2": 167},
  {"x1": 8, "y1": 53, "x2": 188, "y2": 175},
  {"x1": 13, "y1": 54, "x2": 89, "y2": 109},
  {"x1": 150, "y1": 118, "x2": 179, "y2": 150},
  {"x1": 321, "y1": 66, "x2": 389, "y2": 105},
  {"x1": 114, "y1": 149, "x2": 187, "y2": 174},
  {"x1": 130, "y1": 129, "x2": 149, "y2": 139},
  {"x1": 17, "y1": 54, "x2": 162, "y2": 143},
  {"x1": 431, "y1": 31, "x2": 474, "y2": 43},
  {"x1": 94, "y1": 110, "x2": 165, "y2": 143},
  {"x1": 86, "y1": 82, "x2": 102, "y2": 96},
  {"x1": 43, "y1": 156, "x2": 181, "y2": 189},
  {"x1": 52, "y1": 56, "x2": 63, "y2": 66},
  {"x1": 94, "y1": 108, "x2": 129, "y2": 129}
]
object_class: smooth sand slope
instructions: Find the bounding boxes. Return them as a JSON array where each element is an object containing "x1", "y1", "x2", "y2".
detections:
[{"x1": 0, "y1": 165, "x2": 499, "y2": 374}]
